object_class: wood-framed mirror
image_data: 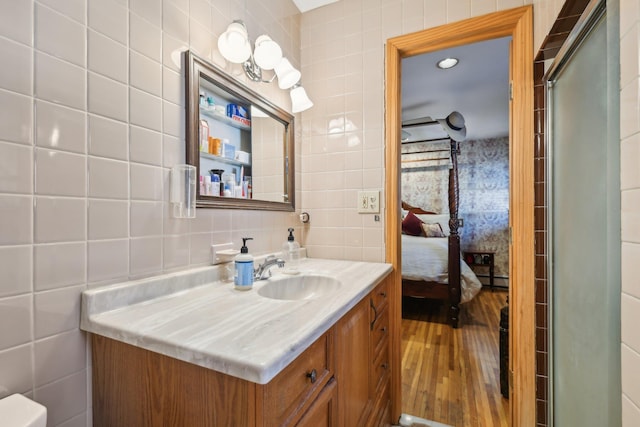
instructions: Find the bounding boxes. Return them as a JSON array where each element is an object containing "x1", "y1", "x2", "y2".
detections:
[{"x1": 185, "y1": 50, "x2": 295, "y2": 211}]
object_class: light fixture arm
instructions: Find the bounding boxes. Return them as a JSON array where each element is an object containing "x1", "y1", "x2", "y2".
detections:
[{"x1": 242, "y1": 54, "x2": 277, "y2": 84}]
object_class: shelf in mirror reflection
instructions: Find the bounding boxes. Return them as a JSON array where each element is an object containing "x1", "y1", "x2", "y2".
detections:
[
  {"x1": 200, "y1": 151, "x2": 250, "y2": 167},
  {"x1": 200, "y1": 107, "x2": 251, "y2": 131}
]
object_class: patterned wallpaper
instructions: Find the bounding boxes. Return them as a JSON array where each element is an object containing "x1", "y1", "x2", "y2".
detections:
[{"x1": 401, "y1": 137, "x2": 510, "y2": 282}]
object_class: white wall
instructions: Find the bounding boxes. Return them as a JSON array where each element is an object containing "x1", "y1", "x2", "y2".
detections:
[{"x1": 0, "y1": 0, "x2": 300, "y2": 425}]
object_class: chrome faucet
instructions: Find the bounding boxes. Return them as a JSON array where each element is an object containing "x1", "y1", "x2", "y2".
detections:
[{"x1": 254, "y1": 255, "x2": 285, "y2": 280}]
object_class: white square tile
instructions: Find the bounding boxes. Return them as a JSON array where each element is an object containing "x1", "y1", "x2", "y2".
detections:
[
  {"x1": 162, "y1": 133, "x2": 185, "y2": 167},
  {"x1": 88, "y1": 114, "x2": 128, "y2": 160},
  {"x1": 189, "y1": 18, "x2": 213, "y2": 58},
  {"x1": 162, "y1": 66, "x2": 183, "y2": 106},
  {"x1": 163, "y1": 234, "x2": 189, "y2": 270},
  {"x1": 130, "y1": 125, "x2": 162, "y2": 165},
  {"x1": 88, "y1": 156, "x2": 129, "y2": 199},
  {"x1": 163, "y1": 202, "x2": 189, "y2": 235},
  {"x1": 34, "y1": 330, "x2": 86, "y2": 387},
  {"x1": 88, "y1": 239, "x2": 129, "y2": 283},
  {"x1": 447, "y1": 0, "x2": 471, "y2": 21},
  {"x1": 622, "y1": 293, "x2": 640, "y2": 353},
  {"x1": 0, "y1": 344, "x2": 33, "y2": 394},
  {"x1": 130, "y1": 12, "x2": 162, "y2": 61},
  {"x1": 622, "y1": 134, "x2": 640, "y2": 191},
  {"x1": 36, "y1": 100, "x2": 87, "y2": 153},
  {"x1": 622, "y1": 189, "x2": 640, "y2": 243},
  {"x1": 35, "y1": 149, "x2": 86, "y2": 197},
  {"x1": 620, "y1": 24, "x2": 639, "y2": 90},
  {"x1": 88, "y1": 0, "x2": 128, "y2": 45},
  {"x1": 620, "y1": 0, "x2": 639, "y2": 38},
  {"x1": 470, "y1": 0, "x2": 497, "y2": 16},
  {"x1": 190, "y1": 207, "x2": 212, "y2": 233},
  {"x1": 162, "y1": 33, "x2": 187, "y2": 72},
  {"x1": 35, "y1": 52, "x2": 86, "y2": 110},
  {"x1": 163, "y1": 0, "x2": 189, "y2": 42},
  {"x1": 0, "y1": 294, "x2": 32, "y2": 350},
  {"x1": 0, "y1": 141, "x2": 32, "y2": 194},
  {"x1": 88, "y1": 199, "x2": 128, "y2": 239},
  {"x1": 0, "y1": 195, "x2": 32, "y2": 245},
  {"x1": 34, "y1": 196, "x2": 86, "y2": 243},
  {"x1": 623, "y1": 394, "x2": 640, "y2": 427},
  {"x1": 130, "y1": 201, "x2": 163, "y2": 236},
  {"x1": 130, "y1": 87, "x2": 162, "y2": 131},
  {"x1": 34, "y1": 285, "x2": 84, "y2": 339},
  {"x1": 189, "y1": 232, "x2": 213, "y2": 265},
  {"x1": 131, "y1": 0, "x2": 162, "y2": 27},
  {"x1": 130, "y1": 236, "x2": 163, "y2": 277},
  {"x1": 622, "y1": 242, "x2": 640, "y2": 299},
  {"x1": 34, "y1": 369, "x2": 87, "y2": 427},
  {"x1": 88, "y1": 72, "x2": 128, "y2": 122},
  {"x1": 34, "y1": 242, "x2": 86, "y2": 291},
  {"x1": 0, "y1": 37, "x2": 32, "y2": 95},
  {"x1": 0, "y1": 89, "x2": 33, "y2": 144},
  {"x1": 190, "y1": 0, "x2": 211, "y2": 27},
  {"x1": 88, "y1": 30, "x2": 128, "y2": 83},
  {"x1": 622, "y1": 344, "x2": 640, "y2": 411},
  {"x1": 0, "y1": 246, "x2": 31, "y2": 298},
  {"x1": 130, "y1": 163, "x2": 164, "y2": 200},
  {"x1": 497, "y1": 0, "x2": 524, "y2": 10},
  {"x1": 162, "y1": 100, "x2": 183, "y2": 137},
  {"x1": 620, "y1": 78, "x2": 640, "y2": 140},
  {"x1": 37, "y1": 0, "x2": 86, "y2": 24},
  {"x1": 56, "y1": 413, "x2": 88, "y2": 427},
  {"x1": 0, "y1": 0, "x2": 32, "y2": 46},
  {"x1": 35, "y1": 3, "x2": 86, "y2": 67},
  {"x1": 130, "y1": 51, "x2": 162, "y2": 96}
]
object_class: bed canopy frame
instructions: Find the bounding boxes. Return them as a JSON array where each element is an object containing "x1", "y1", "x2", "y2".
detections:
[{"x1": 401, "y1": 117, "x2": 463, "y2": 328}]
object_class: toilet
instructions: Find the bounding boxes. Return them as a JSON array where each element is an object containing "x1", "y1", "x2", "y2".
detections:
[{"x1": 0, "y1": 394, "x2": 47, "y2": 427}]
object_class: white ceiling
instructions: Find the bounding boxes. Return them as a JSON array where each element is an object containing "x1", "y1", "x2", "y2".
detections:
[
  {"x1": 292, "y1": 0, "x2": 340, "y2": 13},
  {"x1": 401, "y1": 36, "x2": 511, "y2": 142}
]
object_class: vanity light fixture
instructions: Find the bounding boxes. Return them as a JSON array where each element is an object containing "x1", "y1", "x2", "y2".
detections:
[
  {"x1": 437, "y1": 57, "x2": 459, "y2": 69},
  {"x1": 218, "y1": 20, "x2": 313, "y2": 112}
]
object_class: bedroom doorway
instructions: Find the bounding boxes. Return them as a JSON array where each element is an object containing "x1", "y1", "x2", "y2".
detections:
[{"x1": 384, "y1": 6, "x2": 535, "y2": 425}]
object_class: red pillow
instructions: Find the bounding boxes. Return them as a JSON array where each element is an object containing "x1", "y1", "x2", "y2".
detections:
[{"x1": 402, "y1": 211, "x2": 424, "y2": 236}]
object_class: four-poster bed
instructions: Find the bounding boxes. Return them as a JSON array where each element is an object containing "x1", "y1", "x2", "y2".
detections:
[{"x1": 400, "y1": 123, "x2": 481, "y2": 328}]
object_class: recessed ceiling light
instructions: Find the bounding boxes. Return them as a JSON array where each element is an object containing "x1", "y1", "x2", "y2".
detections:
[{"x1": 437, "y1": 57, "x2": 459, "y2": 69}]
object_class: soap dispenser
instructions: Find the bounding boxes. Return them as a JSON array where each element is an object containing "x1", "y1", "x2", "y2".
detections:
[
  {"x1": 234, "y1": 237, "x2": 254, "y2": 290},
  {"x1": 282, "y1": 228, "x2": 300, "y2": 274}
]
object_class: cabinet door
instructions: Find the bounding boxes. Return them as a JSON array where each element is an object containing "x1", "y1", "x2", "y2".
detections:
[
  {"x1": 336, "y1": 297, "x2": 371, "y2": 426},
  {"x1": 296, "y1": 378, "x2": 338, "y2": 427}
]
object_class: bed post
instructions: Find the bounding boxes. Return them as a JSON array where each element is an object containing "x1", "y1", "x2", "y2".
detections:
[{"x1": 448, "y1": 139, "x2": 462, "y2": 328}]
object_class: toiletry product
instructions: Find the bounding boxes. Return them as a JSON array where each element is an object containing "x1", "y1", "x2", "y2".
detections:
[
  {"x1": 234, "y1": 237, "x2": 254, "y2": 290},
  {"x1": 199, "y1": 120, "x2": 209, "y2": 152},
  {"x1": 211, "y1": 174, "x2": 220, "y2": 196},
  {"x1": 281, "y1": 228, "x2": 300, "y2": 273},
  {"x1": 203, "y1": 175, "x2": 212, "y2": 196},
  {"x1": 199, "y1": 176, "x2": 204, "y2": 195}
]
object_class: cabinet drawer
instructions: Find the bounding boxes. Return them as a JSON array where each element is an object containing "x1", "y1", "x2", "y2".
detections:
[
  {"x1": 262, "y1": 331, "x2": 333, "y2": 426},
  {"x1": 368, "y1": 380, "x2": 390, "y2": 427},
  {"x1": 371, "y1": 308, "x2": 389, "y2": 357},
  {"x1": 371, "y1": 343, "x2": 390, "y2": 396},
  {"x1": 370, "y1": 279, "x2": 389, "y2": 313}
]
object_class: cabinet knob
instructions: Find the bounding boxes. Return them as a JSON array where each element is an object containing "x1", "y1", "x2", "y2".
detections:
[
  {"x1": 381, "y1": 326, "x2": 387, "y2": 334},
  {"x1": 379, "y1": 291, "x2": 386, "y2": 298},
  {"x1": 306, "y1": 368, "x2": 317, "y2": 384},
  {"x1": 381, "y1": 363, "x2": 389, "y2": 370}
]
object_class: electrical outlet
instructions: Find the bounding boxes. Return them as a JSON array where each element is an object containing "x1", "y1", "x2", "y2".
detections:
[{"x1": 357, "y1": 190, "x2": 380, "y2": 214}]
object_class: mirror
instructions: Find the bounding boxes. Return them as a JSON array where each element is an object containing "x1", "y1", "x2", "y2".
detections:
[{"x1": 185, "y1": 50, "x2": 295, "y2": 211}]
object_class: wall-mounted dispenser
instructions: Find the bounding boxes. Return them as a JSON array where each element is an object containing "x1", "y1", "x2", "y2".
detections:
[{"x1": 170, "y1": 164, "x2": 197, "y2": 218}]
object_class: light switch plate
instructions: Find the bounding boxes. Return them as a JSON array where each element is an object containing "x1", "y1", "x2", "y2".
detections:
[{"x1": 358, "y1": 190, "x2": 380, "y2": 213}]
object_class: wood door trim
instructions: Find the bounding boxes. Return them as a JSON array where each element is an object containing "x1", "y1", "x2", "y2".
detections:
[{"x1": 384, "y1": 6, "x2": 535, "y2": 426}]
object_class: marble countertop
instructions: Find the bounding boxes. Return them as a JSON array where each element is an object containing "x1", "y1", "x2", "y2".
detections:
[{"x1": 81, "y1": 257, "x2": 392, "y2": 384}]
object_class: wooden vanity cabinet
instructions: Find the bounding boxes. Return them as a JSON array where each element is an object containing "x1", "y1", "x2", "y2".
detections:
[
  {"x1": 90, "y1": 275, "x2": 391, "y2": 427},
  {"x1": 335, "y1": 274, "x2": 391, "y2": 427}
]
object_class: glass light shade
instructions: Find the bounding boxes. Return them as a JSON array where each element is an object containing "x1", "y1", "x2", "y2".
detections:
[
  {"x1": 290, "y1": 85, "x2": 313, "y2": 113},
  {"x1": 274, "y1": 58, "x2": 301, "y2": 89},
  {"x1": 253, "y1": 35, "x2": 283, "y2": 70},
  {"x1": 217, "y1": 22, "x2": 251, "y2": 63}
]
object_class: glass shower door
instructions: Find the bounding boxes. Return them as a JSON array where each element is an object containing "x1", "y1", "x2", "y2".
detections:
[{"x1": 547, "y1": 1, "x2": 620, "y2": 425}]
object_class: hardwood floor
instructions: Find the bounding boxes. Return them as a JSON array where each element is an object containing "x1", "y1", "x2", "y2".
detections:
[{"x1": 401, "y1": 289, "x2": 509, "y2": 427}]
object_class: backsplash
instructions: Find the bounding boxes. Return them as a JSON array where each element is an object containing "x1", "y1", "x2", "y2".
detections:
[{"x1": 401, "y1": 137, "x2": 510, "y2": 281}]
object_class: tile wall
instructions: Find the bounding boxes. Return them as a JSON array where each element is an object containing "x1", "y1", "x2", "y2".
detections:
[{"x1": 0, "y1": 0, "x2": 300, "y2": 425}]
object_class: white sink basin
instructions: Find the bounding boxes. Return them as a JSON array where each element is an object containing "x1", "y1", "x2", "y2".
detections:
[{"x1": 257, "y1": 274, "x2": 341, "y2": 301}]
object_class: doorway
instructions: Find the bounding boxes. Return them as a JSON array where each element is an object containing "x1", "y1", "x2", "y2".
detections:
[{"x1": 384, "y1": 6, "x2": 535, "y2": 425}]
